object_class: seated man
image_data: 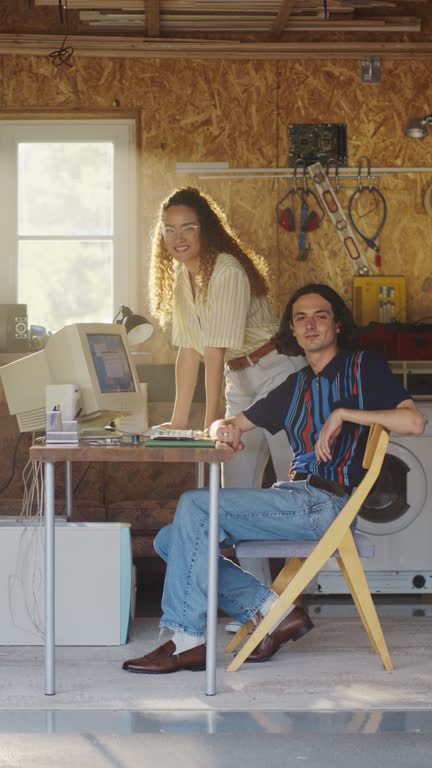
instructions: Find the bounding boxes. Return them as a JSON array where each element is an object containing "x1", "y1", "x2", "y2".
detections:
[{"x1": 123, "y1": 283, "x2": 425, "y2": 674}]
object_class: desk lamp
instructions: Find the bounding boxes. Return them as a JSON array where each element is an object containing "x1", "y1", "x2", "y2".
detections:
[
  {"x1": 114, "y1": 305, "x2": 153, "y2": 346},
  {"x1": 405, "y1": 114, "x2": 432, "y2": 139}
]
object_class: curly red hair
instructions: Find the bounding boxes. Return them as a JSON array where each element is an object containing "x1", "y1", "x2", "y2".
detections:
[{"x1": 149, "y1": 187, "x2": 271, "y2": 327}]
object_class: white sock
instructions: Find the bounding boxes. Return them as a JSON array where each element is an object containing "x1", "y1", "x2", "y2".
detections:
[
  {"x1": 171, "y1": 630, "x2": 205, "y2": 654},
  {"x1": 259, "y1": 592, "x2": 296, "y2": 635}
]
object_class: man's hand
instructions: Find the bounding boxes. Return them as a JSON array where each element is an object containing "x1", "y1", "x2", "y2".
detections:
[
  {"x1": 315, "y1": 400, "x2": 425, "y2": 462},
  {"x1": 214, "y1": 422, "x2": 245, "y2": 452},
  {"x1": 315, "y1": 410, "x2": 344, "y2": 462},
  {"x1": 211, "y1": 413, "x2": 256, "y2": 451}
]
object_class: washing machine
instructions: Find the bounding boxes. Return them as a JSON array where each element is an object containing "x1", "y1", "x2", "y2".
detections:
[{"x1": 317, "y1": 401, "x2": 432, "y2": 594}]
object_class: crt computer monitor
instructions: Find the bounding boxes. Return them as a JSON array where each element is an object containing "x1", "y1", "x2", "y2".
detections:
[{"x1": 1, "y1": 323, "x2": 145, "y2": 433}]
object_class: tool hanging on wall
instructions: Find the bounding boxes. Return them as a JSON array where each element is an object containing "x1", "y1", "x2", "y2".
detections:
[
  {"x1": 297, "y1": 166, "x2": 324, "y2": 260},
  {"x1": 307, "y1": 161, "x2": 371, "y2": 275},
  {"x1": 276, "y1": 159, "x2": 304, "y2": 232},
  {"x1": 423, "y1": 183, "x2": 432, "y2": 216},
  {"x1": 298, "y1": 194, "x2": 309, "y2": 261},
  {"x1": 276, "y1": 187, "x2": 296, "y2": 232},
  {"x1": 347, "y1": 157, "x2": 387, "y2": 269},
  {"x1": 276, "y1": 161, "x2": 324, "y2": 260}
]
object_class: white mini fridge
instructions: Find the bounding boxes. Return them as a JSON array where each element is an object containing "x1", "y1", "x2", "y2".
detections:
[{"x1": 0, "y1": 521, "x2": 133, "y2": 645}]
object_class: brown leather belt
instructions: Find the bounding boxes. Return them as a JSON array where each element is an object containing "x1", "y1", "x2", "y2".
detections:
[
  {"x1": 289, "y1": 472, "x2": 353, "y2": 498},
  {"x1": 227, "y1": 341, "x2": 276, "y2": 372}
]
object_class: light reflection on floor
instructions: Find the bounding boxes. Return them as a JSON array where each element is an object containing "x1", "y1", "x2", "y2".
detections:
[
  {"x1": 0, "y1": 710, "x2": 431, "y2": 735},
  {"x1": 305, "y1": 594, "x2": 432, "y2": 619}
]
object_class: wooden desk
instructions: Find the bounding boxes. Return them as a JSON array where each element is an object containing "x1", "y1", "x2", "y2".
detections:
[{"x1": 30, "y1": 441, "x2": 233, "y2": 697}]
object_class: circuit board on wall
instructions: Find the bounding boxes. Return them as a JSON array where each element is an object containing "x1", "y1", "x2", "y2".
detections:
[{"x1": 288, "y1": 123, "x2": 347, "y2": 167}]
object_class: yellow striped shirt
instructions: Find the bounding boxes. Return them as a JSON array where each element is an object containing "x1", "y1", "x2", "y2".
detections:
[{"x1": 172, "y1": 253, "x2": 279, "y2": 360}]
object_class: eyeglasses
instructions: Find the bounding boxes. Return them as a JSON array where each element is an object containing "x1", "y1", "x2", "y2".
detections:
[{"x1": 162, "y1": 224, "x2": 200, "y2": 240}]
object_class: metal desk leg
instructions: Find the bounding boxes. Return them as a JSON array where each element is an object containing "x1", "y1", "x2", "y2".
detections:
[
  {"x1": 206, "y1": 461, "x2": 220, "y2": 696},
  {"x1": 196, "y1": 461, "x2": 205, "y2": 489},
  {"x1": 65, "y1": 461, "x2": 73, "y2": 522},
  {"x1": 44, "y1": 461, "x2": 56, "y2": 695}
]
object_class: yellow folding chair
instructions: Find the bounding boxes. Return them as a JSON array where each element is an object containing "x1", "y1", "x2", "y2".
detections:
[{"x1": 226, "y1": 424, "x2": 393, "y2": 672}]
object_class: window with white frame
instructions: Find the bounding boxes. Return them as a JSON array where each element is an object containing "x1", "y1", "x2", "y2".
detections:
[{"x1": 0, "y1": 120, "x2": 137, "y2": 334}]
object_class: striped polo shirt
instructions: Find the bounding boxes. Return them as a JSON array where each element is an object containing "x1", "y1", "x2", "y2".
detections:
[
  {"x1": 172, "y1": 253, "x2": 279, "y2": 359},
  {"x1": 244, "y1": 350, "x2": 410, "y2": 487}
]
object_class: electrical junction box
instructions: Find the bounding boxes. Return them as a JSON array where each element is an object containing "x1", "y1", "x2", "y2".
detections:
[
  {"x1": 288, "y1": 123, "x2": 347, "y2": 167},
  {"x1": 353, "y1": 275, "x2": 407, "y2": 325}
]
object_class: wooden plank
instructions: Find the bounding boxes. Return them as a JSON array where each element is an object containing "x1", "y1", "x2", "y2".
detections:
[
  {"x1": 145, "y1": 0, "x2": 160, "y2": 37},
  {"x1": 36, "y1": 1, "x2": 425, "y2": 7},
  {"x1": 34, "y1": 0, "x2": 428, "y2": 8},
  {"x1": 79, "y1": 12, "x2": 421, "y2": 33},
  {"x1": 271, "y1": 0, "x2": 296, "y2": 38},
  {"x1": 2, "y1": 33, "x2": 432, "y2": 58},
  {"x1": 30, "y1": 442, "x2": 233, "y2": 464}
]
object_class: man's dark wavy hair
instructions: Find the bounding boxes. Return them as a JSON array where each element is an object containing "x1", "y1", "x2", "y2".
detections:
[{"x1": 273, "y1": 283, "x2": 357, "y2": 355}]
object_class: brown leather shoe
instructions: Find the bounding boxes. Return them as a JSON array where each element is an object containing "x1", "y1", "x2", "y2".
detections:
[
  {"x1": 122, "y1": 640, "x2": 206, "y2": 674},
  {"x1": 244, "y1": 606, "x2": 314, "y2": 663}
]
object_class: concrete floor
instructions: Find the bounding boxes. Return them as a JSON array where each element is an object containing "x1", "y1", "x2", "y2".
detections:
[
  {"x1": 0, "y1": 598, "x2": 432, "y2": 766},
  {"x1": 3, "y1": 610, "x2": 432, "y2": 709}
]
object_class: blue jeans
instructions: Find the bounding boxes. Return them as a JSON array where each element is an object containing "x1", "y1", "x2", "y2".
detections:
[{"x1": 154, "y1": 480, "x2": 348, "y2": 636}]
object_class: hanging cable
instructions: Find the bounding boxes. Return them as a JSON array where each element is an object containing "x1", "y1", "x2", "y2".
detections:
[
  {"x1": 49, "y1": 1, "x2": 74, "y2": 68},
  {"x1": 0, "y1": 433, "x2": 25, "y2": 495},
  {"x1": 348, "y1": 157, "x2": 387, "y2": 268}
]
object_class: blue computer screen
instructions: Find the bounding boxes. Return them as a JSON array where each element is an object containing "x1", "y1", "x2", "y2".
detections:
[{"x1": 87, "y1": 334, "x2": 136, "y2": 393}]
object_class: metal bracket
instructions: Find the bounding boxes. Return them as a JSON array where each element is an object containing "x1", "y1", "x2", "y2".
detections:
[{"x1": 361, "y1": 56, "x2": 381, "y2": 84}]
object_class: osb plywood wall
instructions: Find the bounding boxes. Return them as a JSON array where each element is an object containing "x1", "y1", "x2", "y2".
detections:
[{"x1": 1, "y1": 54, "x2": 432, "y2": 363}]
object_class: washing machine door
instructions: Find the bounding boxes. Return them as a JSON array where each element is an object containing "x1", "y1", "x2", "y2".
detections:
[{"x1": 357, "y1": 441, "x2": 427, "y2": 536}]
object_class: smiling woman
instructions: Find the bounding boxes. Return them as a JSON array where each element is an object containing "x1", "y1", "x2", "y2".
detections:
[
  {"x1": 161, "y1": 206, "x2": 202, "y2": 279},
  {"x1": 148, "y1": 186, "x2": 306, "y2": 591}
]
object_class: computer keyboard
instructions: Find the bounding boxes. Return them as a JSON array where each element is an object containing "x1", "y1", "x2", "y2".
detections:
[{"x1": 146, "y1": 429, "x2": 209, "y2": 441}]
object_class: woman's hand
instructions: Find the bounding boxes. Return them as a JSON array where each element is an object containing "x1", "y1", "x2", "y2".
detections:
[{"x1": 152, "y1": 421, "x2": 187, "y2": 431}]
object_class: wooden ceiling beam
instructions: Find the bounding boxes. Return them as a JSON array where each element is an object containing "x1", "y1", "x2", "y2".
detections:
[
  {"x1": 145, "y1": 0, "x2": 160, "y2": 37},
  {"x1": 2, "y1": 33, "x2": 432, "y2": 58},
  {"x1": 35, "y1": 1, "x2": 428, "y2": 7},
  {"x1": 271, "y1": 0, "x2": 296, "y2": 39},
  {"x1": 33, "y1": 1, "x2": 429, "y2": 7},
  {"x1": 80, "y1": 13, "x2": 422, "y2": 33}
]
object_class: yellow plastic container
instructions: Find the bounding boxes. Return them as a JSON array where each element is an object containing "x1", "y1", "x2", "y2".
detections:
[{"x1": 352, "y1": 276, "x2": 407, "y2": 325}]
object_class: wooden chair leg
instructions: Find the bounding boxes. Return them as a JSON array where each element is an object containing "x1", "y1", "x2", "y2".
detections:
[
  {"x1": 338, "y1": 534, "x2": 393, "y2": 671},
  {"x1": 227, "y1": 567, "x2": 317, "y2": 671},
  {"x1": 224, "y1": 557, "x2": 304, "y2": 654},
  {"x1": 228, "y1": 526, "x2": 353, "y2": 672},
  {"x1": 224, "y1": 619, "x2": 254, "y2": 654},
  {"x1": 337, "y1": 554, "x2": 380, "y2": 657},
  {"x1": 272, "y1": 558, "x2": 303, "y2": 595}
]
